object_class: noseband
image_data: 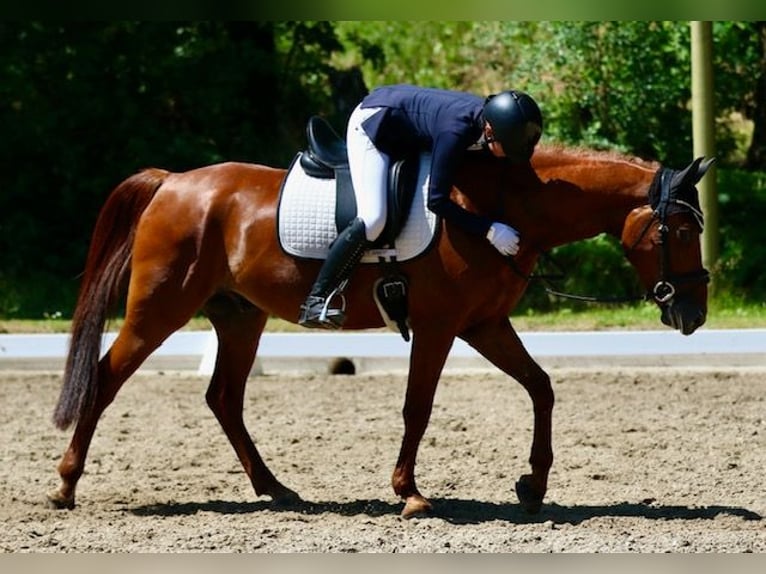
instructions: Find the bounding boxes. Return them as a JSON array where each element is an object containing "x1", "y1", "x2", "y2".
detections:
[{"x1": 635, "y1": 167, "x2": 710, "y2": 304}]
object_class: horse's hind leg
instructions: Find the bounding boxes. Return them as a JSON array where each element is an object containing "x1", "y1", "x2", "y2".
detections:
[
  {"x1": 48, "y1": 313, "x2": 196, "y2": 509},
  {"x1": 460, "y1": 317, "x2": 554, "y2": 514},
  {"x1": 202, "y1": 293, "x2": 300, "y2": 504},
  {"x1": 49, "y1": 255, "x2": 215, "y2": 509}
]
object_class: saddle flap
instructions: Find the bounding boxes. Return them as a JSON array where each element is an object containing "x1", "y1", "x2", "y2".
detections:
[{"x1": 381, "y1": 156, "x2": 420, "y2": 245}]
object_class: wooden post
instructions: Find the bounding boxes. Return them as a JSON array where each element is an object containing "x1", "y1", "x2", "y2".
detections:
[{"x1": 691, "y1": 21, "x2": 719, "y2": 294}]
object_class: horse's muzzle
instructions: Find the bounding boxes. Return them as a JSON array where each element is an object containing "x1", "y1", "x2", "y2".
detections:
[{"x1": 660, "y1": 297, "x2": 706, "y2": 335}]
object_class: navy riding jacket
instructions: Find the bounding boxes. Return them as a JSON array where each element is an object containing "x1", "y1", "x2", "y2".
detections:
[{"x1": 360, "y1": 84, "x2": 493, "y2": 237}]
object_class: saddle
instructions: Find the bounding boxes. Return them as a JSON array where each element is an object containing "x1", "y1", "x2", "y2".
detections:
[{"x1": 299, "y1": 115, "x2": 419, "y2": 247}]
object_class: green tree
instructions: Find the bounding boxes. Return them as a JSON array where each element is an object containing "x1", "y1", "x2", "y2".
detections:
[
  {"x1": 0, "y1": 21, "x2": 347, "y2": 317},
  {"x1": 714, "y1": 21, "x2": 766, "y2": 169},
  {"x1": 336, "y1": 21, "x2": 766, "y2": 306},
  {"x1": 746, "y1": 22, "x2": 766, "y2": 169},
  {"x1": 335, "y1": 22, "x2": 516, "y2": 93},
  {"x1": 508, "y1": 22, "x2": 692, "y2": 164},
  {"x1": 336, "y1": 21, "x2": 759, "y2": 166}
]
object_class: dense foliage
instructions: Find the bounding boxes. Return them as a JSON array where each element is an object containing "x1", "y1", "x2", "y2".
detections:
[
  {"x1": 0, "y1": 22, "x2": 346, "y2": 316},
  {"x1": 1, "y1": 21, "x2": 764, "y2": 318}
]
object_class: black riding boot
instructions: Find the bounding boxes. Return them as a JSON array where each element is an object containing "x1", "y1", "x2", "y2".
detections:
[{"x1": 299, "y1": 217, "x2": 369, "y2": 329}]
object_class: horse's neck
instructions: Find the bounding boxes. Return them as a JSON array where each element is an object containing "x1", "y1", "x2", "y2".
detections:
[
  {"x1": 454, "y1": 149, "x2": 658, "y2": 249},
  {"x1": 527, "y1": 153, "x2": 658, "y2": 248}
]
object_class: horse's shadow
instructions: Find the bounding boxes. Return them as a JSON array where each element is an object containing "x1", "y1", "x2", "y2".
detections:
[{"x1": 128, "y1": 497, "x2": 762, "y2": 525}]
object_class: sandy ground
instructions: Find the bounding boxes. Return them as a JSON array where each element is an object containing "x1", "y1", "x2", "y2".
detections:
[{"x1": 0, "y1": 362, "x2": 764, "y2": 553}]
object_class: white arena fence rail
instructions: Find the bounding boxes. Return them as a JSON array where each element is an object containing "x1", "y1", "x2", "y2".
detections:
[{"x1": 0, "y1": 329, "x2": 764, "y2": 375}]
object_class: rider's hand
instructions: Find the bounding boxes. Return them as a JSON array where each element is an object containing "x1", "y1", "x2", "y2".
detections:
[{"x1": 486, "y1": 222, "x2": 520, "y2": 256}]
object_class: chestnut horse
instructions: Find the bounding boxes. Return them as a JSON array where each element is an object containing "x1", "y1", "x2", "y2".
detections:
[{"x1": 48, "y1": 144, "x2": 713, "y2": 518}]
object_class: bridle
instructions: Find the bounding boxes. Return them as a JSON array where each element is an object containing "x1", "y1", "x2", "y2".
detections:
[
  {"x1": 637, "y1": 167, "x2": 710, "y2": 305},
  {"x1": 506, "y1": 166, "x2": 710, "y2": 305}
]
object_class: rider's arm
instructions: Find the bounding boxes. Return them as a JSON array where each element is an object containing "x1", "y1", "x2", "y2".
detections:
[{"x1": 426, "y1": 130, "x2": 493, "y2": 237}]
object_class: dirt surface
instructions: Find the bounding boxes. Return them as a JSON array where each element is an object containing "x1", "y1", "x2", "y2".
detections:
[{"x1": 1, "y1": 364, "x2": 764, "y2": 553}]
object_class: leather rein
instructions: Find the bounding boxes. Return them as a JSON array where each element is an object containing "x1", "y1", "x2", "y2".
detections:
[{"x1": 506, "y1": 166, "x2": 710, "y2": 305}]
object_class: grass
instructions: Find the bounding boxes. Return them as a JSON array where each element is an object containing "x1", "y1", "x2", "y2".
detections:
[{"x1": 2, "y1": 298, "x2": 764, "y2": 334}]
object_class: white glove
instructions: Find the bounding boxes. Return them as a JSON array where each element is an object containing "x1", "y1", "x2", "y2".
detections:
[{"x1": 486, "y1": 222, "x2": 520, "y2": 256}]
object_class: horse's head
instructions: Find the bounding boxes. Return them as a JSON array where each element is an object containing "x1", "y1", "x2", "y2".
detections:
[{"x1": 621, "y1": 157, "x2": 715, "y2": 335}]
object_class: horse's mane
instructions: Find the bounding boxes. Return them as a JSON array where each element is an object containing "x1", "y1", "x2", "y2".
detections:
[{"x1": 534, "y1": 142, "x2": 660, "y2": 171}]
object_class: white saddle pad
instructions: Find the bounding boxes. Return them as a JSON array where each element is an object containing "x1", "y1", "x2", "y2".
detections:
[{"x1": 277, "y1": 152, "x2": 439, "y2": 262}]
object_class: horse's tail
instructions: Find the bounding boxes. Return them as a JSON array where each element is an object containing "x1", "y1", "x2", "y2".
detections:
[{"x1": 53, "y1": 168, "x2": 170, "y2": 430}]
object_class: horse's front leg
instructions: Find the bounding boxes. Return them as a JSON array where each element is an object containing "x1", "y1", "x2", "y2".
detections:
[
  {"x1": 392, "y1": 327, "x2": 455, "y2": 518},
  {"x1": 461, "y1": 317, "x2": 554, "y2": 513}
]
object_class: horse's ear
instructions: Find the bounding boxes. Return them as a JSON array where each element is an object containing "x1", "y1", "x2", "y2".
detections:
[
  {"x1": 671, "y1": 157, "x2": 703, "y2": 190},
  {"x1": 694, "y1": 156, "x2": 716, "y2": 183}
]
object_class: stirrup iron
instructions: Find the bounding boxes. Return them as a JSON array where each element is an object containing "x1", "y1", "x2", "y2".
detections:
[{"x1": 318, "y1": 283, "x2": 348, "y2": 327}]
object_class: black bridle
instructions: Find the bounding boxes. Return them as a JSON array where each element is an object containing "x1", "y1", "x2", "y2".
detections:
[
  {"x1": 640, "y1": 168, "x2": 710, "y2": 304},
  {"x1": 507, "y1": 166, "x2": 710, "y2": 305}
]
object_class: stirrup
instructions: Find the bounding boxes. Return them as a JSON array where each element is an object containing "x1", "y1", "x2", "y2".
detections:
[{"x1": 299, "y1": 286, "x2": 347, "y2": 329}]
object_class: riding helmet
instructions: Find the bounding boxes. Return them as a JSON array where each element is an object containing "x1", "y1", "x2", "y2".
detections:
[{"x1": 482, "y1": 90, "x2": 543, "y2": 163}]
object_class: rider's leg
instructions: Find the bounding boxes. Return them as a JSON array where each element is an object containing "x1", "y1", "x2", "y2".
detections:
[
  {"x1": 298, "y1": 105, "x2": 389, "y2": 329},
  {"x1": 347, "y1": 105, "x2": 389, "y2": 242},
  {"x1": 299, "y1": 217, "x2": 368, "y2": 328}
]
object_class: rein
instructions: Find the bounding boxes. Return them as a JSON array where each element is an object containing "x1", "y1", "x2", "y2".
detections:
[
  {"x1": 505, "y1": 249, "x2": 648, "y2": 304},
  {"x1": 506, "y1": 166, "x2": 709, "y2": 305}
]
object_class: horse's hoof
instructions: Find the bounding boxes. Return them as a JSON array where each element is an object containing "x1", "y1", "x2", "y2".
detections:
[
  {"x1": 270, "y1": 485, "x2": 302, "y2": 507},
  {"x1": 401, "y1": 495, "x2": 432, "y2": 519},
  {"x1": 46, "y1": 490, "x2": 75, "y2": 510},
  {"x1": 515, "y1": 475, "x2": 544, "y2": 514}
]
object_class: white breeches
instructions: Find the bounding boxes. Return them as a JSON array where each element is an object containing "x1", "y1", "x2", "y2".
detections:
[{"x1": 346, "y1": 104, "x2": 390, "y2": 241}]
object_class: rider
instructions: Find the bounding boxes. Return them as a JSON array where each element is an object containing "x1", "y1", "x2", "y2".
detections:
[{"x1": 298, "y1": 83, "x2": 543, "y2": 329}]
